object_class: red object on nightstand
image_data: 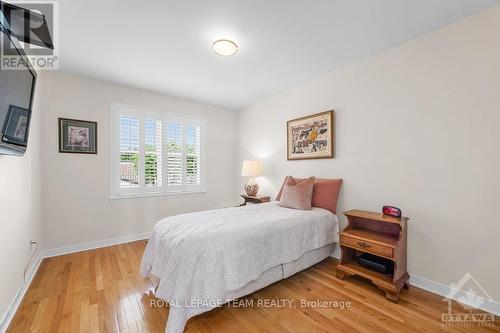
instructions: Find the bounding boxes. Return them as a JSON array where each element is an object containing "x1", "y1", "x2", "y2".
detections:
[{"x1": 382, "y1": 206, "x2": 402, "y2": 218}]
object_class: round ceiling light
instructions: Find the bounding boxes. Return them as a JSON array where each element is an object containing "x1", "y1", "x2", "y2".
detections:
[{"x1": 212, "y1": 39, "x2": 238, "y2": 56}]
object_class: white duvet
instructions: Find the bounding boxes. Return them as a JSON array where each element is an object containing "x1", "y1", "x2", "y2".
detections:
[{"x1": 140, "y1": 202, "x2": 339, "y2": 333}]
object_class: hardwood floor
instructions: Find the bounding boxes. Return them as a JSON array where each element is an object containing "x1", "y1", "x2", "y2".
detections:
[{"x1": 8, "y1": 240, "x2": 499, "y2": 332}]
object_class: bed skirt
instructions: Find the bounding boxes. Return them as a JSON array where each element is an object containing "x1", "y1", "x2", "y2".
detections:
[{"x1": 159, "y1": 243, "x2": 336, "y2": 332}]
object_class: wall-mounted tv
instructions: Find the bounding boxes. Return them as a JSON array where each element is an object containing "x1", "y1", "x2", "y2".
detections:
[
  {"x1": 0, "y1": 28, "x2": 36, "y2": 156},
  {"x1": 0, "y1": 1, "x2": 54, "y2": 156},
  {"x1": 0, "y1": 0, "x2": 48, "y2": 156}
]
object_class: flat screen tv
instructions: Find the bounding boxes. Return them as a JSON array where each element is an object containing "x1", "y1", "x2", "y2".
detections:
[{"x1": 0, "y1": 27, "x2": 37, "y2": 156}]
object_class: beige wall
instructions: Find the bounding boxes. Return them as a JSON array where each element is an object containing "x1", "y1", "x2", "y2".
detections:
[
  {"x1": 40, "y1": 71, "x2": 238, "y2": 249},
  {"x1": 237, "y1": 6, "x2": 500, "y2": 300},
  {"x1": 0, "y1": 74, "x2": 43, "y2": 322}
]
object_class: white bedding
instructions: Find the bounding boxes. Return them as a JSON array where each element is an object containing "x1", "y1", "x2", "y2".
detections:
[{"x1": 140, "y1": 202, "x2": 339, "y2": 333}]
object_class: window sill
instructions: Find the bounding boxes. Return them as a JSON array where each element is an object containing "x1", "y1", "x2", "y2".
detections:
[{"x1": 110, "y1": 189, "x2": 207, "y2": 202}]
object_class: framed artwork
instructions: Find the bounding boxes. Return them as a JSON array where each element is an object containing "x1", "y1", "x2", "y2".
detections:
[
  {"x1": 1, "y1": 105, "x2": 30, "y2": 146},
  {"x1": 287, "y1": 110, "x2": 334, "y2": 160},
  {"x1": 58, "y1": 118, "x2": 97, "y2": 154}
]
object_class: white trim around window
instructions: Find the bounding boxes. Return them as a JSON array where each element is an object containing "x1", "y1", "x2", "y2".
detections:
[{"x1": 110, "y1": 103, "x2": 206, "y2": 199}]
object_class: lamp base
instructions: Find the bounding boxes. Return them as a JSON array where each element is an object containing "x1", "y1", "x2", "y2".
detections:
[{"x1": 244, "y1": 177, "x2": 259, "y2": 196}]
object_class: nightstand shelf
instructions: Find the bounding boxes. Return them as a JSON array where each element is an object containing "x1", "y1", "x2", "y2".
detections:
[
  {"x1": 336, "y1": 209, "x2": 410, "y2": 302},
  {"x1": 341, "y1": 229, "x2": 397, "y2": 248},
  {"x1": 339, "y1": 261, "x2": 393, "y2": 284}
]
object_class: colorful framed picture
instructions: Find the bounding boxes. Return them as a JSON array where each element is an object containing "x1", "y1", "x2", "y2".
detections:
[
  {"x1": 58, "y1": 118, "x2": 97, "y2": 154},
  {"x1": 1, "y1": 105, "x2": 30, "y2": 146},
  {"x1": 287, "y1": 110, "x2": 334, "y2": 160}
]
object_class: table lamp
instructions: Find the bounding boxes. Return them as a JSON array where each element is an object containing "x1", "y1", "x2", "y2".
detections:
[{"x1": 241, "y1": 160, "x2": 263, "y2": 196}]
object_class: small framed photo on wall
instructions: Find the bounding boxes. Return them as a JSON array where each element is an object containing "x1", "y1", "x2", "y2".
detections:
[
  {"x1": 58, "y1": 118, "x2": 97, "y2": 154},
  {"x1": 287, "y1": 110, "x2": 334, "y2": 160}
]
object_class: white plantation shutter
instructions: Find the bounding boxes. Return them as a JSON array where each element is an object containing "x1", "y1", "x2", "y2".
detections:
[
  {"x1": 119, "y1": 115, "x2": 140, "y2": 189},
  {"x1": 166, "y1": 121, "x2": 183, "y2": 188},
  {"x1": 112, "y1": 104, "x2": 204, "y2": 198},
  {"x1": 185, "y1": 124, "x2": 201, "y2": 186},
  {"x1": 144, "y1": 119, "x2": 162, "y2": 188}
]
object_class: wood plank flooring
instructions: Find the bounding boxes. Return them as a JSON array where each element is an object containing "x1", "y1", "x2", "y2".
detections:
[{"x1": 7, "y1": 240, "x2": 499, "y2": 332}]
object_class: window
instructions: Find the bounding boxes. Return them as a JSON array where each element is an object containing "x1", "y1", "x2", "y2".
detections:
[{"x1": 111, "y1": 104, "x2": 204, "y2": 198}]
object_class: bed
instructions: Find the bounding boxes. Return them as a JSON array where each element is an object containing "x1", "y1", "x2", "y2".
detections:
[{"x1": 140, "y1": 201, "x2": 339, "y2": 333}]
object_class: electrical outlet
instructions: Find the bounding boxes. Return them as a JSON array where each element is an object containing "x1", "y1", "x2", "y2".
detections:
[{"x1": 29, "y1": 240, "x2": 38, "y2": 250}]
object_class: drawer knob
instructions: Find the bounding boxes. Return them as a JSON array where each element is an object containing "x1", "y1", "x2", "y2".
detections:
[{"x1": 358, "y1": 241, "x2": 372, "y2": 248}]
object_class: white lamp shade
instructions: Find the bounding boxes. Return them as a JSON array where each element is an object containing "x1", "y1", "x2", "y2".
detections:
[{"x1": 241, "y1": 160, "x2": 263, "y2": 177}]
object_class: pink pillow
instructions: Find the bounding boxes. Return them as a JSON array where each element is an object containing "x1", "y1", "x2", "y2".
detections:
[
  {"x1": 276, "y1": 176, "x2": 343, "y2": 214},
  {"x1": 275, "y1": 176, "x2": 292, "y2": 201},
  {"x1": 278, "y1": 176, "x2": 315, "y2": 210}
]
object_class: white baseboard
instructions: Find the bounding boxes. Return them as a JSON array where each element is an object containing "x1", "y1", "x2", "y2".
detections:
[
  {"x1": 0, "y1": 251, "x2": 43, "y2": 333},
  {"x1": 330, "y1": 251, "x2": 499, "y2": 316},
  {"x1": 0, "y1": 231, "x2": 151, "y2": 333},
  {"x1": 410, "y1": 275, "x2": 500, "y2": 316},
  {"x1": 42, "y1": 232, "x2": 151, "y2": 258}
]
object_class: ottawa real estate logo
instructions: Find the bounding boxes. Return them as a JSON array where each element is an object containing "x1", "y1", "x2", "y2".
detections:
[{"x1": 442, "y1": 272, "x2": 496, "y2": 328}]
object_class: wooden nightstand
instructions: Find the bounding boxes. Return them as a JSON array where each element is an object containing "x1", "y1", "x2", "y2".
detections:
[
  {"x1": 239, "y1": 194, "x2": 270, "y2": 206},
  {"x1": 336, "y1": 210, "x2": 410, "y2": 302}
]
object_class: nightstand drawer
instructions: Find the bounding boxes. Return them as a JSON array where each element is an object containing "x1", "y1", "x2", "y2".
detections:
[{"x1": 340, "y1": 234, "x2": 394, "y2": 259}]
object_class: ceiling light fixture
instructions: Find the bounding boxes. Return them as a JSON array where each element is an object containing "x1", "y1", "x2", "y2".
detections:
[{"x1": 212, "y1": 39, "x2": 238, "y2": 56}]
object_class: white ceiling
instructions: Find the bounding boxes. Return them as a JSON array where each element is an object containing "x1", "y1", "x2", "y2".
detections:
[{"x1": 57, "y1": 0, "x2": 499, "y2": 110}]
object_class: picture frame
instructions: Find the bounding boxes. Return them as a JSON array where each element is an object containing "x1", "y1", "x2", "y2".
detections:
[
  {"x1": 1, "y1": 105, "x2": 30, "y2": 146},
  {"x1": 58, "y1": 118, "x2": 97, "y2": 154},
  {"x1": 287, "y1": 110, "x2": 334, "y2": 160}
]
